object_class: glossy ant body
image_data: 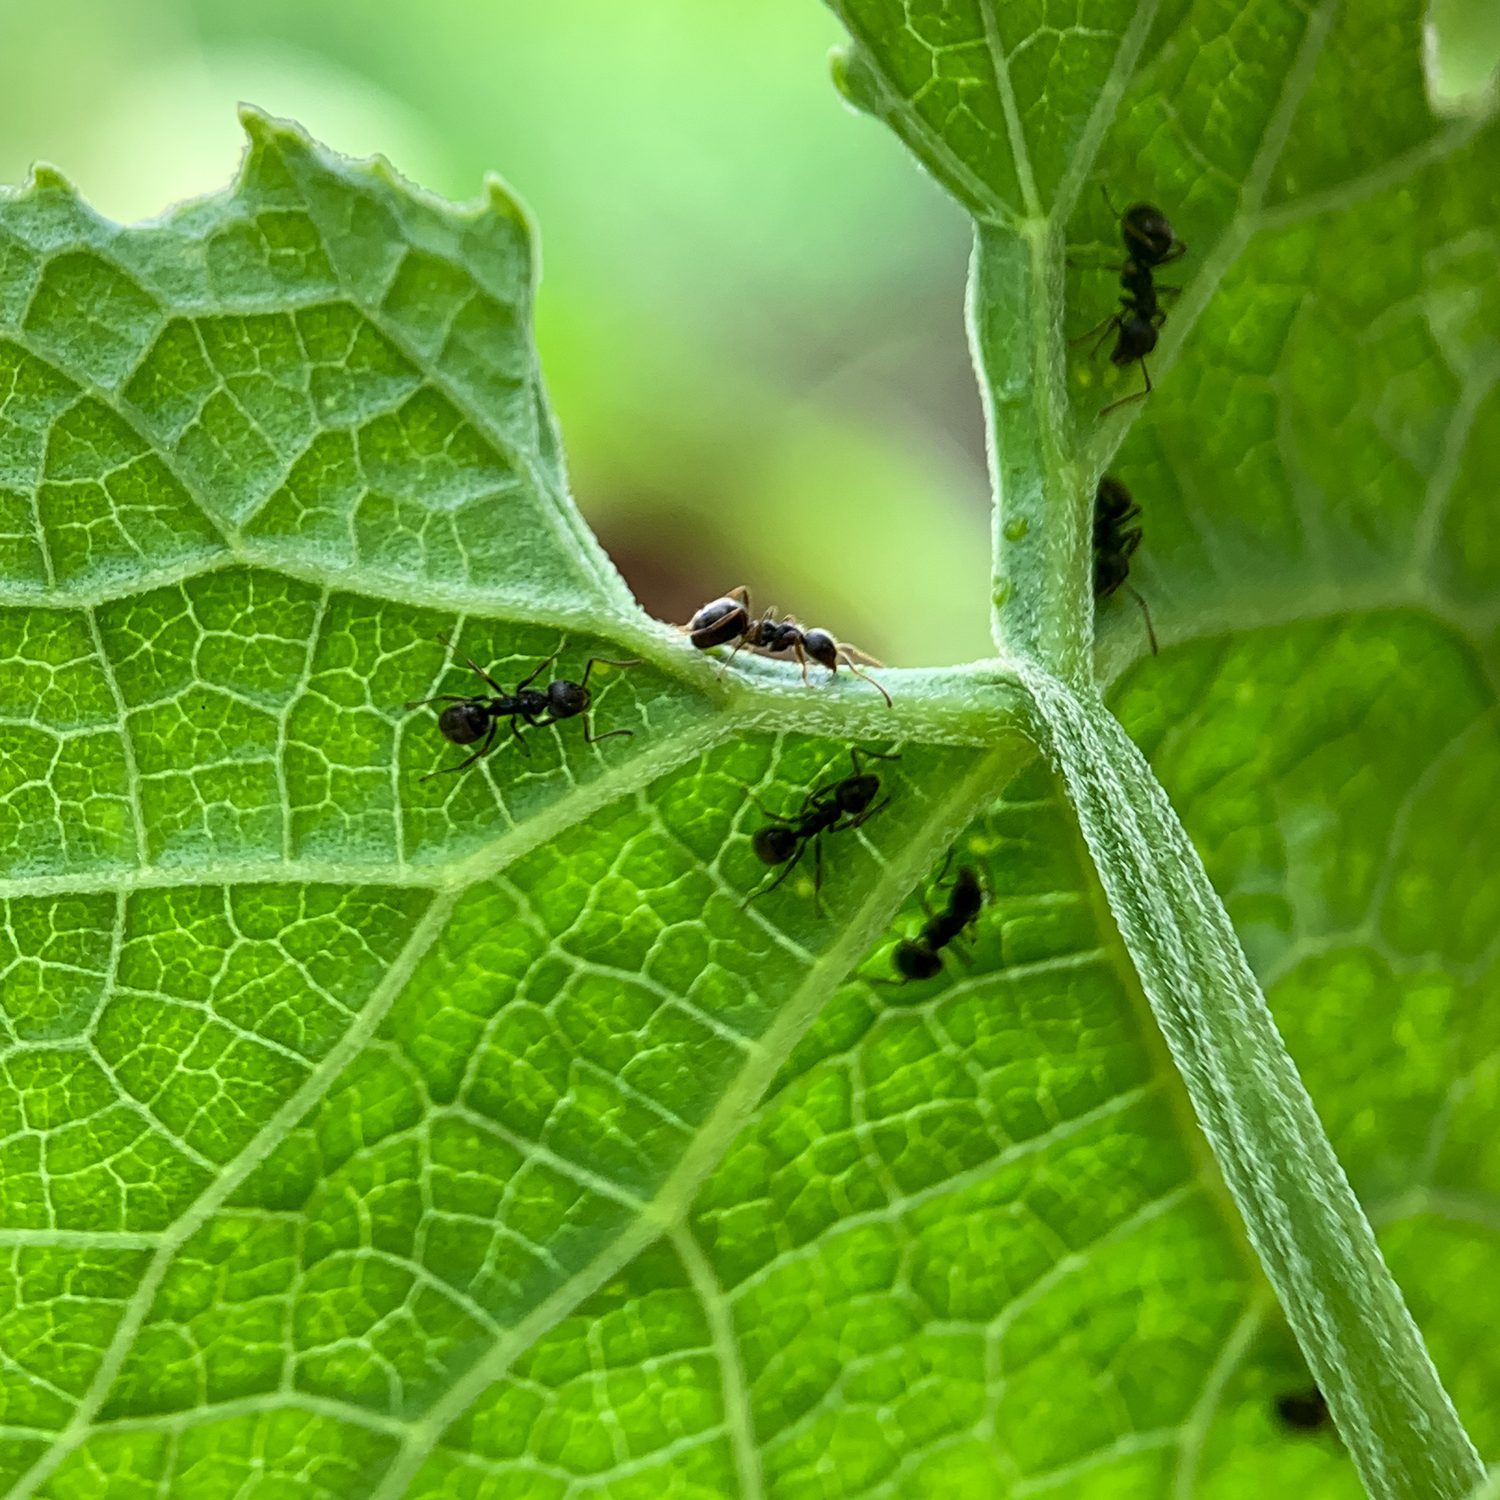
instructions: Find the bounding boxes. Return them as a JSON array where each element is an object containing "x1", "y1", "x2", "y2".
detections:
[
  {"x1": 1093, "y1": 475, "x2": 1158, "y2": 654},
  {"x1": 1274, "y1": 1386, "x2": 1330, "y2": 1434},
  {"x1": 745, "y1": 746, "x2": 899, "y2": 911},
  {"x1": 684, "y1": 586, "x2": 892, "y2": 707},
  {"x1": 406, "y1": 637, "x2": 638, "y2": 779},
  {"x1": 891, "y1": 861, "x2": 985, "y2": 980},
  {"x1": 1074, "y1": 193, "x2": 1186, "y2": 415}
]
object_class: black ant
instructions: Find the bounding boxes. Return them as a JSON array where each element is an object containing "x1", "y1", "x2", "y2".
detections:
[
  {"x1": 683, "y1": 586, "x2": 892, "y2": 707},
  {"x1": 405, "y1": 637, "x2": 639, "y2": 778},
  {"x1": 890, "y1": 859, "x2": 985, "y2": 981},
  {"x1": 744, "y1": 746, "x2": 899, "y2": 911},
  {"x1": 1073, "y1": 191, "x2": 1186, "y2": 415},
  {"x1": 1093, "y1": 475, "x2": 1158, "y2": 654},
  {"x1": 1274, "y1": 1386, "x2": 1330, "y2": 1434}
]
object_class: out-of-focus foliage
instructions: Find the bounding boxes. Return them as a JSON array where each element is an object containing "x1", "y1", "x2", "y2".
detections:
[
  {"x1": 1, "y1": 0, "x2": 1494, "y2": 664},
  {"x1": 0, "y1": 0, "x2": 998, "y2": 666}
]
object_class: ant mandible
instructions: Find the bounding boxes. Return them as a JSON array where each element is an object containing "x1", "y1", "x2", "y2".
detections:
[
  {"x1": 1093, "y1": 475, "x2": 1158, "y2": 654},
  {"x1": 405, "y1": 636, "x2": 639, "y2": 779},
  {"x1": 890, "y1": 858, "x2": 986, "y2": 981},
  {"x1": 1073, "y1": 189, "x2": 1186, "y2": 416},
  {"x1": 684, "y1": 586, "x2": 893, "y2": 707},
  {"x1": 744, "y1": 746, "x2": 899, "y2": 912}
]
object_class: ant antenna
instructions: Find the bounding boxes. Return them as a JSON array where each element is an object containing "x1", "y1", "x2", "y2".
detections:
[
  {"x1": 1127, "y1": 585, "x2": 1159, "y2": 655},
  {"x1": 1100, "y1": 184, "x2": 1122, "y2": 217},
  {"x1": 843, "y1": 656, "x2": 894, "y2": 709}
]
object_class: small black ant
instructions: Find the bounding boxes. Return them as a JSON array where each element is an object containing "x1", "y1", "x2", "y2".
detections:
[
  {"x1": 683, "y1": 586, "x2": 892, "y2": 707},
  {"x1": 890, "y1": 859, "x2": 985, "y2": 981},
  {"x1": 1274, "y1": 1385, "x2": 1330, "y2": 1434},
  {"x1": 405, "y1": 637, "x2": 639, "y2": 779},
  {"x1": 744, "y1": 746, "x2": 899, "y2": 911},
  {"x1": 1073, "y1": 191, "x2": 1186, "y2": 415},
  {"x1": 1093, "y1": 475, "x2": 1158, "y2": 654}
]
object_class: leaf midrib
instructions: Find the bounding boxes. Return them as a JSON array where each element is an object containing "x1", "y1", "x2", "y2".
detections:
[{"x1": 5, "y1": 677, "x2": 1036, "y2": 1497}]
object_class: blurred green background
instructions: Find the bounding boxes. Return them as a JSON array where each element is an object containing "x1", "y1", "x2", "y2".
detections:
[{"x1": 2, "y1": 0, "x2": 1495, "y2": 667}]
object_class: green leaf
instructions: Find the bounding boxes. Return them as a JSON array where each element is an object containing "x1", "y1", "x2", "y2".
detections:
[
  {"x1": 1, "y1": 0, "x2": 1497, "y2": 1492},
  {"x1": 830, "y1": 0, "x2": 1497, "y2": 1495},
  {"x1": 0, "y1": 109, "x2": 1034, "y2": 1497}
]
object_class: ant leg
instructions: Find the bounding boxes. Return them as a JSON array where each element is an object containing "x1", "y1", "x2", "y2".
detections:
[
  {"x1": 744, "y1": 840, "x2": 805, "y2": 907},
  {"x1": 509, "y1": 718, "x2": 533, "y2": 756},
  {"x1": 812, "y1": 837, "x2": 825, "y2": 918},
  {"x1": 1087, "y1": 316, "x2": 1122, "y2": 359},
  {"x1": 740, "y1": 786, "x2": 791, "y2": 821},
  {"x1": 1068, "y1": 315, "x2": 1115, "y2": 348},
  {"x1": 583, "y1": 718, "x2": 634, "y2": 745},
  {"x1": 715, "y1": 637, "x2": 750, "y2": 679},
  {"x1": 1100, "y1": 360, "x2": 1151, "y2": 417},
  {"x1": 420, "y1": 718, "x2": 499, "y2": 780},
  {"x1": 1064, "y1": 253, "x2": 1123, "y2": 272},
  {"x1": 841, "y1": 794, "x2": 892, "y2": 833},
  {"x1": 517, "y1": 646, "x2": 564, "y2": 692},
  {"x1": 402, "y1": 694, "x2": 469, "y2": 710},
  {"x1": 436, "y1": 633, "x2": 510, "y2": 695},
  {"x1": 1127, "y1": 585, "x2": 1160, "y2": 655},
  {"x1": 849, "y1": 746, "x2": 902, "y2": 776},
  {"x1": 579, "y1": 655, "x2": 641, "y2": 687}
]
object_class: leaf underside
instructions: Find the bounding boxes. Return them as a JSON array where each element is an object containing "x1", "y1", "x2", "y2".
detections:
[{"x1": 0, "y1": 0, "x2": 1497, "y2": 1491}]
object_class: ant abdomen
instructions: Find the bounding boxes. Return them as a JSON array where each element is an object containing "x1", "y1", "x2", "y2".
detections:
[
  {"x1": 892, "y1": 943, "x2": 943, "y2": 981},
  {"x1": 753, "y1": 824, "x2": 800, "y2": 866},
  {"x1": 686, "y1": 592, "x2": 750, "y2": 650},
  {"x1": 438, "y1": 701, "x2": 491, "y2": 745}
]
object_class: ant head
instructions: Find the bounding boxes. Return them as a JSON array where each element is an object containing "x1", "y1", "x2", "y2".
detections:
[
  {"x1": 800, "y1": 628, "x2": 839, "y2": 671},
  {"x1": 687, "y1": 595, "x2": 750, "y2": 650},
  {"x1": 546, "y1": 679, "x2": 590, "y2": 719},
  {"x1": 437, "y1": 700, "x2": 491, "y2": 745},
  {"x1": 1121, "y1": 203, "x2": 1176, "y2": 262},
  {"x1": 752, "y1": 824, "x2": 799, "y2": 867},
  {"x1": 836, "y1": 773, "x2": 880, "y2": 814},
  {"x1": 892, "y1": 942, "x2": 942, "y2": 981}
]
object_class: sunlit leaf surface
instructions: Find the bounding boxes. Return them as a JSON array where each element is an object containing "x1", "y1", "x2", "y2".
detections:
[{"x1": 1, "y1": 0, "x2": 1497, "y2": 1481}]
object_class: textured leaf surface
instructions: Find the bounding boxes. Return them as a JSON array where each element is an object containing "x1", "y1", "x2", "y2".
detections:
[
  {"x1": 1, "y1": 0, "x2": 1497, "y2": 1490},
  {"x1": 832, "y1": 0, "x2": 1498, "y2": 1492}
]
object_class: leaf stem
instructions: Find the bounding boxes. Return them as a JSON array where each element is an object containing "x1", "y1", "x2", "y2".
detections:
[
  {"x1": 1020, "y1": 672, "x2": 1485, "y2": 1500},
  {"x1": 963, "y1": 94, "x2": 1484, "y2": 1500},
  {"x1": 970, "y1": 225, "x2": 1091, "y2": 684}
]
